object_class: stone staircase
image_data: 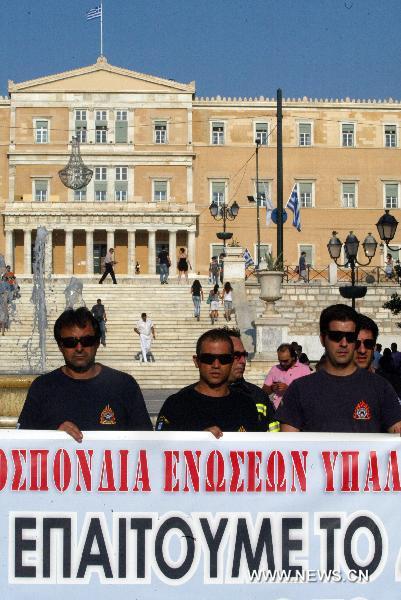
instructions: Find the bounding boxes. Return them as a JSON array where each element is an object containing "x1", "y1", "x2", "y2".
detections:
[{"x1": 0, "y1": 279, "x2": 267, "y2": 389}]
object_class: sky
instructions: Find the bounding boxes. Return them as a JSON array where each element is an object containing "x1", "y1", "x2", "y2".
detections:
[{"x1": 0, "y1": 0, "x2": 401, "y2": 100}]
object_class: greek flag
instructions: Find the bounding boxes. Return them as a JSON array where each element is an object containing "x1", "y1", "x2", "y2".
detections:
[
  {"x1": 265, "y1": 197, "x2": 274, "y2": 227},
  {"x1": 286, "y1": 184, "x2": 301, "y2": 231},
  {"x1": 86, "y1": 5, "x2": 102, "y2": 20},
  {"x1": 243, "y1": 248, "x2": 255, "y2": 268}
]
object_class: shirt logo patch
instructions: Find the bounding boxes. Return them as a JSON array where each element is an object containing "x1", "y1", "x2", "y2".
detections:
[
  {"x1": 353, "y1": 401, "x2": 371, "y2": 421},
  {"x1": 157, "y1": 416, "x2": 169, "y2": 430},
  {"x1": 100, "y1": 404, "x2": 116, "y2": 425}
]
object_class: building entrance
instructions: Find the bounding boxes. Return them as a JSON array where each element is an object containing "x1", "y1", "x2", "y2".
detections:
[{"x1": 94, "y1": 244, "x2": 107, "y2": 274}]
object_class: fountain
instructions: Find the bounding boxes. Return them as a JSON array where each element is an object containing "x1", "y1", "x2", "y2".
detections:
[
  {"x1": 64, "y1": 277, "x2": 86, "y2": 309},
  {"x1": 0, "y1": 227, "x2": 49, "y2": 426}
]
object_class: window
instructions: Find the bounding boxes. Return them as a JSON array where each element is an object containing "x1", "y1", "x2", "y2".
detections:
[
  {"x1": 75, "y1": 110, "x2": 87, "y2": 143},
  {"x1": 211, "y1": 122, "x2": 225, "y2": 145},
  {"x1": 342, "y1": 123, "x2": 354, "y2": 147},
  {"x1": 385, "y1": 125, "x2": 397, "y2": 148},
  {"x1": 154, "y1": 121, "x2": 167, "y2": 144},
  {"x1": 299, "y1": 182, "x2": 313, "y2": 207},
  {"x1": 342, "y1": 182, "x2": 356, "y2": 208},
  {"x1": 298, "y1": 122, "x2": 312, "y2": 146},
  {"x1": 74, "y1": 188, "x2": 87, "y2": 202},
  {"x1": 115, "y1": 110, "x2": 128, "y2": 143},
  {"x1": 255, "y1": 180, "x2": 270, "y2": 207},
  {"x1": 95, "y1": 167, "x2": 107, "y2": 202},
  {"x1": 95, "y1": 110, "x2": 108, "y2": 144},
  {"x1": 35, "y1": 120, "x2": 49, "y2": 143},
  {"x1": 211, "y1": 181, "x2": 226, "y2": 207},
  {"x1": 385, "y1": 183, "x2": 399, "y2": 209},
  {"x1": 211, "y1": 244, "x2": 225, "y2": 259},
  {"x1": 34, "y1": 180, "x2": 48, "y2": 201},
  {"x1": 115, "y1": 166, "x2": 128, "y2": 202},
  {"x1": 153, "y1": 180, "x2": 168, "y2": 202},
  {"x1": 255, "y1": 122, "x2": 268, "y2": 146},
  {"x1": 254, "y1": 243, "x2": 272, "y2": 263},
  {"x1": 386, "y1": 246, "x2": 400, "y2": 262},
  {"x1": 299, "y1": 244, "x2": 313, "y2": 266}
]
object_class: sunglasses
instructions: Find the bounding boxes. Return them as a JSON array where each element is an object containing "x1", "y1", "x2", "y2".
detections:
[
  {"x1": 59, "y1": 335, "x2": 98, "y2": 348},
  {"x1": 326, "y1": 330, "x2": 357, "y2": 344},
  {"x1": 355, "y1": 338, "x2": 375, "y2": 350},
  {"x1": 198, "y1": 353, "x2": 234, "y2": 365},
  {"x1": 233, "y1": 351, "x2": 249, "y2": 360}
]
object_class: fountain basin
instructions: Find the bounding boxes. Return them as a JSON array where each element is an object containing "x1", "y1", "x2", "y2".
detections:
[{"x1": 0, "y1": 374, "x2": 37, "y2": 427}]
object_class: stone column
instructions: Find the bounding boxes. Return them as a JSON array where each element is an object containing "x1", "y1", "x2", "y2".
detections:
[
  {"x1": 128, "y1": 229, "x2": 136, "y2": 276},
  {"x1": 86, "y1": 230, "x2": 94, "y2": 275},
  {"x1": 169, "y1": 230, "x2": 177, "y2": 276},
  {"x1": 45, "y1": 229, "x2": 53, "y2": 276},
  {"x1": 148, "y1": 230, "x2": 156, "y2": 274},
  {"x1": 188, "y1": 230, "x2": 196, "y2": 273},
  {"x1": 23, "y1": 229, "x2": 32, "y2": 275},
  {"x1": 5, "y1": 230, "x2": 13, "y2": 268},
  {"x1": 107, "y1": 229, "x2": 115, "y2": 250},
  {"x1": 65, "y1": 229, "x2": 74, "y2": 276}
]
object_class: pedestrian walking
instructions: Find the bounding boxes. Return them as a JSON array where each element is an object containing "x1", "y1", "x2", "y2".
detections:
[
  {"x1": 209, "y1": 256, "x2": 220, "y2": 285},
  {"x1": 297, "y1": 251, "x2": 308, "y2": 283},
  {"x1": 385, "y1": 253, "x2": 394, "y2": 281},
  {"x1": 158, "y1": 245, "x2": 171, "y2": 285},
  {"x1": 91, "y1": 298, "x2": 107, "y2": 347},
  {"x1": 177, "y1": 247, "x2": 191, "y2": 284},
  {"x1": 134, "y1": 313, "x2": 156, "y2": 363},
  {"x1": 208, "y1": 284, "x2": 220, "y2": 325},
  {"x1": 99, "y1": 248, "x2": 117, "y2": 284},
  {"x1": 221, "y1": 281, "x2": 233, "y2": 321},
  {"x1": 191, "y1": 279, "x2": 203, "y2": 321}
]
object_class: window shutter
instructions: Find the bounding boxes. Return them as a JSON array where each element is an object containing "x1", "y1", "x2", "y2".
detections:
[
  {"x1": 342, "y1": 183, "x2": 355, "y2": 194},
  {"x1": 35, "y1": 180, "x2": 48, "y2": 191},
  {"x1": 299, "y1": 123, "x2": 311, "y2": 134},
  {"x1": 115, "y1": 181, "x2": 128, "y2": 192},
  {"x1": 115, "y1": 120, "x2": 128, "y2": 143}
]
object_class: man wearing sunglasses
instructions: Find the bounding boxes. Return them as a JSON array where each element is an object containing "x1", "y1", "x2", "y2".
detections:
[
  {"x1": 354, "y1": 314, "x2": 378, "y2": 371},
  {"x1": 156, "y1": 329, "x2": 259, "y2": 436},
  {"x1": 225, "y1": 327, "x2": 279, "y2": 432},
  {"x1": 18, "y1": 307, "x2": 152, "y2": 440},
  {"x1": 276, "y1": 304, "x2": 401, "y2": 433}
]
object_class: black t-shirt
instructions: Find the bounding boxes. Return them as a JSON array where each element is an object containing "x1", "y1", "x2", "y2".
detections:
[
  {"x1": 156, "y1": 384, "x2": 259, "y2": 432},
  {"x1": 191, "y1": 281, "x2": 202, "y2": 295},
  {"x1": 18, "y1": 365, "x2": 153, "y2": 431},
  {"x1": 275, "y1": 368, "x2": 401, "y2": 433},
  {"x1": 158, "y1": 250, "x2": 169, "y2": 265},
  {"x1": 91, "y1": 303, "x2": 105, "y2": 321},
  {"x1": 230, "y1": 378, "x2": 278, "y2": 432}
]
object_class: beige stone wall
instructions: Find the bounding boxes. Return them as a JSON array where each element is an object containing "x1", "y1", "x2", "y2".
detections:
[
  {"x1": 134, "y1": 165, "x2": 187, "y2": 203},
  {"x1": 14, "y1": 107, "x2": 69, "y2": 146},
  {"x1": 0, "y1": 105, "x2": 10, "y2": 257},
  {"x1": 134, "y1": 108, "x2": 189, "y2": 148}
]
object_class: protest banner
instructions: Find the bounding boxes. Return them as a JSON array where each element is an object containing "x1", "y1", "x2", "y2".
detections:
[{"x1": 1, "y1": 430, "x2": 401, "y2": 599}]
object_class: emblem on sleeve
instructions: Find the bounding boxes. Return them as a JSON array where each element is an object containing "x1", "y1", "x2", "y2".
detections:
[
  {"x1": 100, "y1": 404, "x2": 116, "y2": 425},
  {"x1": 353, "y1": 400, "x2": 371, "y2": 421}
]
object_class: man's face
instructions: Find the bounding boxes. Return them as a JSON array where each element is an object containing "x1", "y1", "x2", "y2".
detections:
[
  {"x1": 194, "y1": 339, "x2": 233, "y2": 388},
  {"x1": 354, "y1": 328, "x2": 375, "y2": 370},
  {"x1": 320, "y1": 319, "x2": 357, "y2": 369},
  {"x1": 58, "y1": 322, "x2": 99, "y2": 374},
  {"x1": 229, "y1": 336, "x2": 246, "y2": 382},
  {"x1": 277, "y1": 349, "x2": 295, "y2": 371}
]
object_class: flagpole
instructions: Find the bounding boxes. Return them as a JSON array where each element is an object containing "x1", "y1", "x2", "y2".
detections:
[
  {"x1": 100, "y1": 2, "x2": 103, "y2": 56},
  {"x1": 276, "y1": 88, "x2": 283, "y2": 261}
]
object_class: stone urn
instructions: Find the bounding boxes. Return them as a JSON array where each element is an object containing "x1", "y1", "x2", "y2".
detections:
[{"x1": 257, "y1": 269, "x2": 284, "y2": 316}]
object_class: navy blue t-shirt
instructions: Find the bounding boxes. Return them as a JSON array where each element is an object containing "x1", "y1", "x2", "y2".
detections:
[
  {"x1": 18, "y1": 365, "x2": 153, "y2": 431},
  {"x1": 275, "y1": 368, "x2": 401, "y2": 433}
]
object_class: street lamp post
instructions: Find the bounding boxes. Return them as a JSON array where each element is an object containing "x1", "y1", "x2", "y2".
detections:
[
  {"x1": 376, "y1": 209, "x2": 399, "y2": 249},
  {"x1": 327, "y1": 230, "x2": 378, "y2": 309},
  {"x1": 209, "y1": 199, "x2": 240, "y2": 247}
]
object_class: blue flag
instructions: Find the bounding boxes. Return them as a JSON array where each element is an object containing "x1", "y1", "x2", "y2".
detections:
[
  {"x1": 286, "y1": 184, "x2": 301, "y2": 231},
  {"x1": 86, "y1": 5, "x2": 102, "y2": 20},
  {"x1": 243, "y1": 248, "x2": 255, "y2": 268}
]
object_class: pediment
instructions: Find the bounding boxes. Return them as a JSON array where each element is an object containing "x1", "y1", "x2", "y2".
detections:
[{"x1": 9, "y1": 57, "x2": 195, "y2": 95}]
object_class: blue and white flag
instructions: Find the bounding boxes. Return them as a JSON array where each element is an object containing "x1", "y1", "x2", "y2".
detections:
[
  {"x1": 265, "y1": 197, "x2": 274, "y2": 226},
  {"x1": 86, "y1": 5, "x2": 102, "y2": 20},
  {"x1": 286, "y1": 183, "x2": 301, "y2": 231},
  {"x1": 243, "y1": 248, "x2": 255, "y2": 269}
]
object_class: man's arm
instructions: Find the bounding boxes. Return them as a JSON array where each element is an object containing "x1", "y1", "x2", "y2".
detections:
[
  {"x1": 388, "y1": 421, "x2": 401, "y2": 434},
  {"x1": 134, "y1": 327, "x2": 140, "y2": 335},
  {"x1": 151, "y1": 326, "x2": 155, "y2": 339},
  {"x1": 280, "y1": 423, "x2": 300, "y2": 432}
]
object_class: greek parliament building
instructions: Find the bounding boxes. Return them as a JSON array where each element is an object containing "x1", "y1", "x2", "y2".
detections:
[{"x1": 0, "y1": 55, "x2": 401, "y2": 277}]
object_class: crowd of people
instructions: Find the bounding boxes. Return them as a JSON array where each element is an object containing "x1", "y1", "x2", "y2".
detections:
[{"x1": 17, "y1": 302, "x2": 401, "y2": 440}]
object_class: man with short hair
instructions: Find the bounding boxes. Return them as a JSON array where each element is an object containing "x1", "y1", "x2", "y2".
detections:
[
  {"x1": 99, "y1": 248, "x2": 117, "y2": 284},
  {"x1": 373, "y1": 343, "x2": 383, "y2": 371},
  {"x1": 353, "y1": 314, "x2": 378, "y2": 371},
  {"x1": 276, "y1": 303, "x2": 401, "y2": 433},
  {"x1": 18, "y1": 307, "x2": 152, "y2": 441},
  {"x1": 156, "y1": 328, "x2": 259, "y2": 436},
  {"x1": 391, "y1": 342, "x2": 401, "y2": 372},
  {"x1": 158, "y1": 245, "x2": 171, "y2": 285},
  {"x1": 297, "y1": 251, "x2": 307, "y2": 283},
  {"x1": 91, "y1": 298, "x2": 107, "y2": 346},
  {"x1": 262, "y1": 343, "x2": 311, "y2": 409},
  {"x1": 134, "y1": 313, "x2": 155, "y2": 363},
  {"x1": 209, "y1": 256, "x2": 220, "y2": 285},
  {"x1": 226, "y1": 327, "x2": 279, "y2": 432}
]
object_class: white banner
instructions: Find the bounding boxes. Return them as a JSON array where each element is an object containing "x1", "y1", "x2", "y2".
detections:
[{"x1": 1, "y1": 430, "x2": 401, "y2": 599}]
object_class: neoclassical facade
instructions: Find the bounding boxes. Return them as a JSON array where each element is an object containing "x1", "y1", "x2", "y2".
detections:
[{"x1": 1, "y1": 57, "x2": 401, "y2": 276}]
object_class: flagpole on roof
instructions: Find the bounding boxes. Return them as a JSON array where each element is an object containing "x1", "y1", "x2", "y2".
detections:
[{"x1": 100, "y1": 2, "x2": 103, "y2": 56}]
